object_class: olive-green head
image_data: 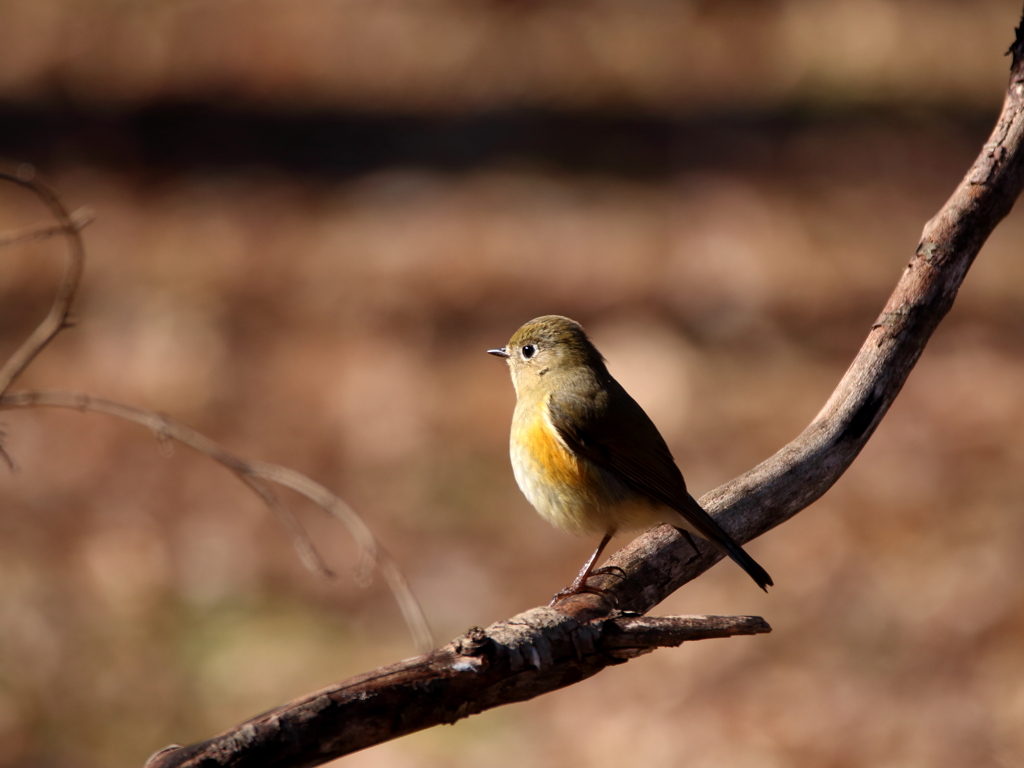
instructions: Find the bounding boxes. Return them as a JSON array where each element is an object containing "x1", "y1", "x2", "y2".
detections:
[{"x1": 487, "y1": 315, "x2": 606, "y2": 397}]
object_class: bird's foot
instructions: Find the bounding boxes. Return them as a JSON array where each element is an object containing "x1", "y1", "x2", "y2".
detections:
[
  {"x1": 549, "y1": 584, "x2": 610, "y2": 607},
  {"x1": 592, "y1": 565, "x2": 626, "y2": 580},
  {"x1": 548, "y1": 576, "x2": 617, "y2": 607}
]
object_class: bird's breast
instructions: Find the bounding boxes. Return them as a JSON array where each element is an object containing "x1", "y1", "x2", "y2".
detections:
[
  {"x1": 510, "y1": 403, "x2": 650, "y2": 536},
  {"x1": 508, "y1": 405, "x2": 588, "y2": 531},
  {"x1": 509, "y1": 395, "x2": 682, "y2": 537}
]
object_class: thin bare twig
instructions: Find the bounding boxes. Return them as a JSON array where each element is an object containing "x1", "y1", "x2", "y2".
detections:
[
  {"x1": 0, "y1": 169, "x2": 434, "y2": 652},
  {"x1": 0, "y1": 390, "x2": 435, "y2": 652},
  {"x1": 142, "y1": 10, "x2": 1024, "y2": 768},
  {"x1": 0, "y1": 208, "x2": 95, "y2": 248},
  {"x1": 0, "y1": 165, "x2": 85, "y2": 397}
]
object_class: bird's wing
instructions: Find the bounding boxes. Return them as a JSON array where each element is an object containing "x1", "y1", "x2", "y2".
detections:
[
  {"x1": 547, "y1": 377, "x2": 773, "y2": 590},
  {"x1": 546, "y1": 376, "x2": 692, "y2": 510}
]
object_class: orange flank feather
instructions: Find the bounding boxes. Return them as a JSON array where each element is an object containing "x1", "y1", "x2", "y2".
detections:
[{"x1": 523, "y1": 413, "x2": 581, "y2": 488}]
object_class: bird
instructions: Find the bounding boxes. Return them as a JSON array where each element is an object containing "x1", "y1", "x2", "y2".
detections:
[{"x1": 488, "y1": 315, "x2": 772, "y2": 602}]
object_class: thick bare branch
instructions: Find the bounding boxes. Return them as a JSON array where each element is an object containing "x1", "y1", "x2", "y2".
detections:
[
  {"x1": 565, "y1": 13, "x2": 1024, "y2": 620},
  {"x1": 140, "y1": 11, "x2": 1024, "y2": 767},
  {"x1": 144, "y1": 610, "x2": 769, "y2": 768}
]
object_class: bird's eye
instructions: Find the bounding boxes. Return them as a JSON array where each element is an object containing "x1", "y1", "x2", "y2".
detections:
[{"x1": 521, "y1": 344, "x2": 536, "y2": 359}]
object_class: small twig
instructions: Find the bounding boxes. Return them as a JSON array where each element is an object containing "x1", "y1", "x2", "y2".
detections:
[
  {"x1": 601, "y1": 614, "x2": 771, "y2": 659},
  {"x1": 0, "y1": 428, "x2": 15, "y2": 470},
  {"x1": 0, "y1": 207, "x2": 95, "y2": 247},
  {"x1": 0, "y1": 389, "x2": 435, "y2": 652},
  {"x1": 0, "y1": 168, "x2": 433, "y2": 650},
  {"x1": 237, "y1": 472, "x2": 337, "y2": 579},
  {"x1": 0, "y1": 165, "x2": 85, "y2": 397}
]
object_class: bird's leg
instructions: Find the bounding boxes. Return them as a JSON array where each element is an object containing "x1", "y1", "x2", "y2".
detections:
[{"x1": 549, "y1": 532, "x2": 613, "y2": 606}]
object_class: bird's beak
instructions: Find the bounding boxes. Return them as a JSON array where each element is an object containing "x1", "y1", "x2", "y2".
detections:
[{"x1": 487, "y1": 347, "x2": 510, "y2": 358}]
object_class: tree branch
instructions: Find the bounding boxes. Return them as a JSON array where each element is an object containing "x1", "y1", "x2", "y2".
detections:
[
  {"x1": 145, "y1": 610, "x2": 768, "y2": 768},
  {"x1": 0, "y1": 172, "x2": 435, "y2": 653},
  {"x1": 569, "y1": 10, "x2": 1024, "y2": 620},
  {"x1": 143, "y1": 9, "x2": 1024, "y2": 767},
  {"x1": 0, "y1": 165, "x2": 85, "y2": 398},
  {"x1": 0, "y1": 208, "x2": 94, "y2": 248},
  {"x1": 0, "y1": 390, "x2": 434, "y2": 653}
]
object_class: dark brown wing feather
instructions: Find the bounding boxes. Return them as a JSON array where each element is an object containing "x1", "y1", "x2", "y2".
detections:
[{"x1": 548, "y1": 375, "x2": 772, "y2": 591}]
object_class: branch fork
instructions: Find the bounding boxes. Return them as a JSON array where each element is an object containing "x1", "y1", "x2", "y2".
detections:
[{"x1": 144, "y1": 609, "x2": 768, "y2": 768}]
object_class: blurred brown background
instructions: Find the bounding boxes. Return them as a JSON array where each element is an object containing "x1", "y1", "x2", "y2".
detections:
[{"x1": 2, "y1": 1, "x2": 1024, "y2": 766}]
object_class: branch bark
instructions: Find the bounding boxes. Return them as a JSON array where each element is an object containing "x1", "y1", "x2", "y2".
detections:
[
  {"x1": 142, "y1": 11, "x2": 1024, "y2": 766},
  {"x1": 146, "y1": 611, "x2": 768, "y2": 768}
]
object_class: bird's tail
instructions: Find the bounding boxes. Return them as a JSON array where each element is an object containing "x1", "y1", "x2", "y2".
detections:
[{"x1": 674, "y1": 494, "x2": 773, "y2": 592}]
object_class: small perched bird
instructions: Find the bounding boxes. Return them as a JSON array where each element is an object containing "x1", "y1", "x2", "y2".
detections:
[{"x1": 489, "y1": 315, "x2": 771, "y2": 602}]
